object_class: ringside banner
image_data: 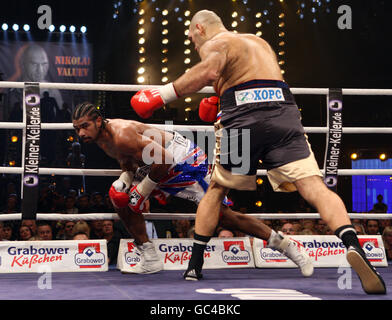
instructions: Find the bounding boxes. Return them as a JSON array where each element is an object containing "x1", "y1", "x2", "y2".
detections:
[
  {"x1": 0, "y1": 240, "x2": 108, "y2": 273},
  {"x1": 253, "y1": 235, "x2": 387, "y2": 268},
  {"x1": 117, "y1": 237, "x2": 255, "y2": 272}
]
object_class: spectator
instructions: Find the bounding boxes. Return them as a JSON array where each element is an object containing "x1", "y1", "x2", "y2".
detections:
[
  {"x1": 72, "y1": 221, "x2": 91, "y2": 238},
  {"x1": 373, "y1": 195, "x2": 388, "y2": 213},
  {"x1": 2, "y1": 222, "x2": 15, "y2": 240},
  {"x1": 353, "y1": 223, "x2": 366, "y2": 235},
  {"x1": 281, "y1": 223, "x2": 296, "y2": 235},
  {"x1": 21, "y1": 219, "x2": 37, "y2": 235},
  {"x1": 37, "y1": 221, "x2": 53, "y2": 240},
  {"x1": 292, "y1": 221, "x2": 303, "y2": 234},
  {"x1": 299, "y1": 229, "x2": 314, "y2": 235},
  {"x1": 382, "y1": 226, "x2": 392, "y2": 260},
  {"x1": 2, "y1": 194, "x2": 19, "y2": 213},
  {"x1": 102, "y1": 220, "x2": 120, "y2": 265},
  {"x1": 18, "y1": 225, "x2": 33, "y2": 241},
  {"x1": 217, "y1": 228, "x2": 234, "y2": 238},
  {"x1": 366, "y1": 219, "x2": 381, "y2": 235},
  {"x1": 77, "y1": 194, "x2": 92, "y2": 213},
  {"x1": 73, "y1": 231, "x2": 89, "y2": 240},
  {"x1": 0, "y1": 222, "x2": 5, "y2": 240},
  {"x1": 62, "y1": 195, "x2": 79, "y2": 214},
  {"x1": 302, "y1": 219, "x2": 316, "y2": 233},
  {"x1": 56, "y1": 221, "x2": 75, "y2": 240},
  {"x1": 90, "y1": 220, "x2": 104, "y2": 239},
  {"x1": 172, "y1": 219, "x2": 192, "y2": 238},
  {"x1": 314, "y1": 219, "x2": 327, "y2": 235},
  {"x1": 91, "y1": 192, "x2": 106, "y2": 213},
  {"x1": 104, "y1": 194, "x2": 115, "y2": 213},
  {"x1": 187, "y1": 225, "x2": 195, "y2": 238}
]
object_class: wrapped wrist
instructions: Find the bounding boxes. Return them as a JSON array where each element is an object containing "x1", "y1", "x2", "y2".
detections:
[{"x1": 159, "y1": 83, "x2": 179, "y2": 104}]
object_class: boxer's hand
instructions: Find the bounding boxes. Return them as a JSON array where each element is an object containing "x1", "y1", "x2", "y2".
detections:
[
  {"x1": 109, "y1": 171, "x2": 134, "y2": 209},
  {"x1": 109, "y1": 182, "x2": 130, "y2": 209},
  {"x1": 128, "y1": 175, "x2": 158, "y2": 214},
  {"x1": 131, "y1": 83, "x2": 179, "y2": 119},
  {"x1": 199, "y1": 96, "x2": 219, "y2": 122},
  {"x1": 128, "y1": 185, "x2": 147, "y2": 214}
]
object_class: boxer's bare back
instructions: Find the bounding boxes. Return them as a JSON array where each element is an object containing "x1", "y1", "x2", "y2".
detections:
[{"x1": 176, "y1": 30, "x2": 284, "y2": 96}]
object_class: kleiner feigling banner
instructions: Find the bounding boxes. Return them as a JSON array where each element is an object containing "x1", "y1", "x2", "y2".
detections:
[
  {"x1": 0, "y1": 240, "x2": 108, "y2": 273},
  {"x1": 253, "y1": 235, "x2": 387, "y2": 268},
  {"x1": 0, "y1": 40, "x2": 93, "y2": 121},
  {"x1": 117, "y1": 238, "x2": 255, "y2": 272}
]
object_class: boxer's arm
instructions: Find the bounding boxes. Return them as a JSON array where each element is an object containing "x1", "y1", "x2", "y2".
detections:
[{"x1": 173, "y1": 39, "x2": 228, "y2": 96}]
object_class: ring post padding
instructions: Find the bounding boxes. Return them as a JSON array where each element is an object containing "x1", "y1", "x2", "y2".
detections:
[
  {"x1": 323, "y1": 88, "x2": 343, "y2": 191},
  {"x1": 21, "y1": 83, "x2": 41, "y2": 220}
]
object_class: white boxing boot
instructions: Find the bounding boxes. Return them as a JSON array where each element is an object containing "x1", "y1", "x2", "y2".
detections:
[
  {"x1": 122, "y1": 241, "x2": 163, "y2": 274},
  {"x1": 268, "y1": 230, "x2": 314, "y2": 277}
]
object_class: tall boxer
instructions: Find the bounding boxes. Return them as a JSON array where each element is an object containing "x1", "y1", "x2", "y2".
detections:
[{"x1": 131, "y1": 10, "x2": 385, "y2": 294}]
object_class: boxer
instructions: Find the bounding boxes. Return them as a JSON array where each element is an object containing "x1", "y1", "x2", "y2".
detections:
[
  {"x1": 72, "y1": 102, "x2": 313, "y2": 276},
  {"x1": 131, "y1": 10, "x2": 385, "y2": 294}
]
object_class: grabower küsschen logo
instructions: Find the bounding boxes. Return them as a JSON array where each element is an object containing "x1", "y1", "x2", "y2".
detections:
[
  {"x1": 221, "y1": 241, "x2": 250, "y2": 265},
  {"x1": 125, "y1": 242, "x2": 141, "y2": 266},
  {"x1": 75, "y1": 243, "x2": 105, "y2": 268},
  {"x1": 360, "y1": 239, "x2": 385, "y2": 262}
]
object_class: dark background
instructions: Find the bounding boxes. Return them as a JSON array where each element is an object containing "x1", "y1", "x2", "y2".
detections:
[{"x1": 0, "y1": 0, "x2": 391, "y2": 213}]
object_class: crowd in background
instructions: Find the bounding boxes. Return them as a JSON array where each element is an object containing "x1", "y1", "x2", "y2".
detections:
[{"x1": 1, "y1": 174, "x2": 392, "y2": 263}]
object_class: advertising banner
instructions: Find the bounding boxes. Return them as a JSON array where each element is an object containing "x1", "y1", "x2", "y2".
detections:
[
  {"x1": 117, "y1": 237, "x2": 255, "y2": 272},
  {"x1": 0, "y1": 240, "x2": 108, "y2": 273},
  {"x1": 253, "y1": 235, "x2": 388, "y2": 268}
]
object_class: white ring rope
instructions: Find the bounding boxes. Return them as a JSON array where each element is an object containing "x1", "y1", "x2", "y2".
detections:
[
  {"x1": 1, "y1": 167, "x2": 392, "y2": 176},
  {"x1": 1, "y1": 122, "x2": 392, "y2": 134},
  {"x1": 1, "y1": 81, "x2": 392, "y2": 95},
  {"x1": 1, "y1": 82, "x2": 391, "y2": 221},
  {"x1": 0, "y1": 212, "x2": 390, "y2": 221}
]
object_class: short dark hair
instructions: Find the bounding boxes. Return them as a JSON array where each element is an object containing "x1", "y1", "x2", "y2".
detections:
[{"x1": 72, "y1": 102, "x2": 106, "y2": 125}]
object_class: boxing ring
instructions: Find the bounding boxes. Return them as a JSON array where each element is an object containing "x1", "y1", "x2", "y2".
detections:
[{"x1": 0, "y1": 81, "x2": 391, "y2": 302}]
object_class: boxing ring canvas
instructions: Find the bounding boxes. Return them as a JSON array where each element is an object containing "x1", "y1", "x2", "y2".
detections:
[{"x1": 0, "y1": 266, "x2": 391, "y2": 300}]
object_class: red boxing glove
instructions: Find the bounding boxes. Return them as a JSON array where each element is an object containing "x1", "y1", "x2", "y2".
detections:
[
  {"x1": 128, "y1": 185, "x2": 147, "y2": 214},
  {"x1": 109, "y1": 185, "x2": 129, "y2": 209},
  {"x1": 199, "y1": 96, "x2": 219, "y2": 122},
  {"x1": 131, "y1": 83, "x2": 179, "y2": 119}
]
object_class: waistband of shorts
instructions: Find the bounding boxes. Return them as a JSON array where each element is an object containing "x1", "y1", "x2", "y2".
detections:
[{"x1": 219, "y1": 79, "x2": 295, "y2": 108}]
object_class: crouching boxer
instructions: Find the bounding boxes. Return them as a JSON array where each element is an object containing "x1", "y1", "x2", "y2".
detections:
[{"x1": 72, "y1": 102, "x2": 313, "y2": 276}]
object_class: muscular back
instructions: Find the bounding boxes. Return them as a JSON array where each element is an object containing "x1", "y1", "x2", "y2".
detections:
[{"x1": 209, "y1": 32, "x2": 284, "y2": 94}]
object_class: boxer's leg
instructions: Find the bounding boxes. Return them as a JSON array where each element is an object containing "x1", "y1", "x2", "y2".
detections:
[
  {"x1": 219, "y1": 206, "x2": 313, "y2": 277},
  {"x1": 184, "y1": 181, "x2": 227, "y2": 280},
  {"x1": 294, "y1": 175, "x2": 386, "y2": 294},
  {"x1": 117, "y1": 206, "x2": 163, "y2": 274},
  {"x1": 116, "y1": 206, "x2": 149, "y2": 245}
]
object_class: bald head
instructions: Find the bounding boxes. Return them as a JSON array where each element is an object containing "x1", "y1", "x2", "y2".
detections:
[
  {"x1": 189, "y1": 10, "x2": 226, "y2": 52},
  {"x1": 190, "y1": 10, "x2": 223, "y2": 29}
]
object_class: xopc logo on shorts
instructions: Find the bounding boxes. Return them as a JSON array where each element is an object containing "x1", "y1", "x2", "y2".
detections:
[
  {"x1": 221, "y1": 241, "x2": 250, "y2": 265},
  {"x1": 234, "y1": 87, "x2": 285, "y2": 106},
  {"x1": 359, "y1": 238, "x2": 385, "y2": 262},
  {"x1": 75, "y1": 243, "x2": 105, "y2": 268}
]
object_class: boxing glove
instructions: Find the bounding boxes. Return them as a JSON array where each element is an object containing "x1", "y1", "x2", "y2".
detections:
[
  {"x1": 131, "y1": 83, "x2": 179, "y2": 119},
  {"x1": 199, "y1": 96, "x2": 219, "y2": 122},
  {"x1": 109, "y1": 171, "x2": 134, "y2": 209},
  {"x1": 128, "y1": 175, "x2": 158, "y2": 214}
]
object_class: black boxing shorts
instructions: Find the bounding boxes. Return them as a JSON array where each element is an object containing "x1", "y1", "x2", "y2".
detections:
[{"x1": 211, "y1": 79, "x2": 322, "y2": 191}]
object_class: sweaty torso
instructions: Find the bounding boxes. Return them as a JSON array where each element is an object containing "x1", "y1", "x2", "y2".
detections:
[
  {"x1": 209, "y1": 32, "x2": 284, "y2": 95},
  {"x1": 96, "y1": 119, "x2": 173, "y2": 169}
]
